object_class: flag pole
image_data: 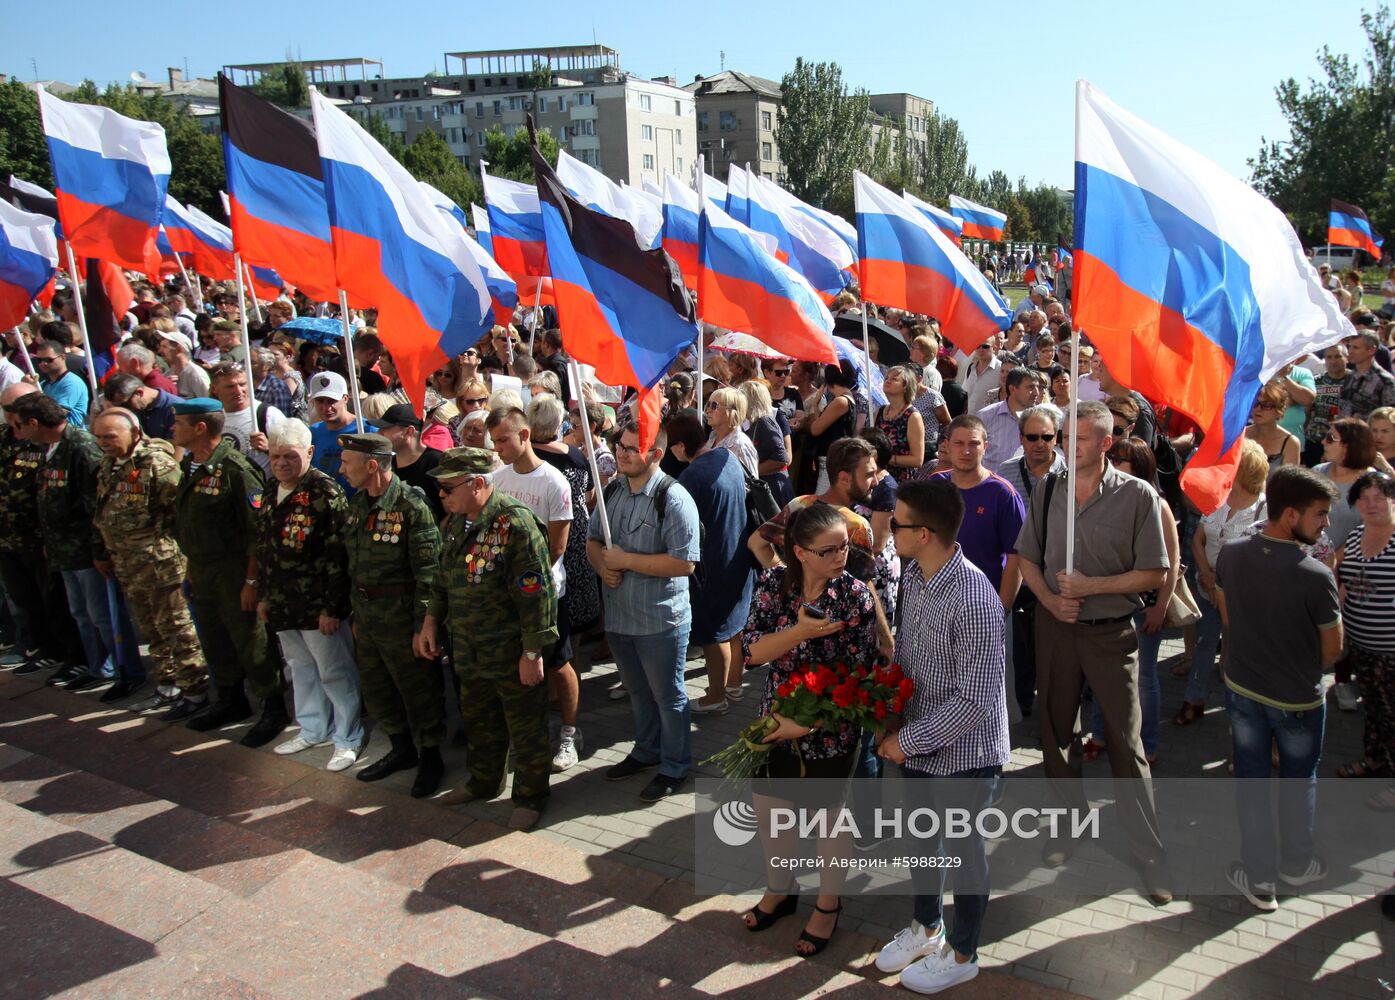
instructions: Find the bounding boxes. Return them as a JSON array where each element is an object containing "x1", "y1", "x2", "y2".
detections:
[
  {"x1": 232, "y1": 251, "x2": 258, "y2": 435},
  {"x1": 1065, "y1": 81, "x2": 1083, "y2": 575},
  {"x1": 695, "y1": 155, "x2": 705, "y2": 414},
  {"x1": 62, "y1": 244, "x2": 101, "y2": 421},
  {"x1": 241, "y1": 260, "x2": 264, "y2": 323},
  {"x1": 174, "y1": 256, "x2": 203, "y2": 312},
  {"x1": 338, "y1": 290, "x2": 366, "y2": 426},
  {"x1": 859, "y1": 300, "x2": 874, "y2": 425},
  {"x1": 526, "y1": 279, "x2": 543, "y2": 355},
  {"x1": 11, "y1": 327, "x2": 34, "y2": 375},
  {"x1": 568, "y1": 358, "x2": 612, "y2": 548}
]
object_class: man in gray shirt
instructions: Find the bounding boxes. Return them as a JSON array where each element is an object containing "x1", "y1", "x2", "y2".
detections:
[
  {"x1": 587, "y1": 423, "x2": 701, "y2": 804},
  {"x1": 1015, "y1": 400, "x2": 1171, "y2": 903}
]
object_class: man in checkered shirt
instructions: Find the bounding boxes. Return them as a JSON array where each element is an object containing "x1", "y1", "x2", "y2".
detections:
[{"x1": 873, "y1": 477, "x2": 1010, "y2": 995}]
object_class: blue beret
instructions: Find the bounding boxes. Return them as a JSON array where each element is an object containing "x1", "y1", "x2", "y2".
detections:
[{"x1": 172, "y1": 397, "x2": 224, "y2": 416}]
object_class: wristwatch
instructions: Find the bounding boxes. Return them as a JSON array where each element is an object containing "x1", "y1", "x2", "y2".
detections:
[
  {"x1": 523, "y1": 650, "x2": 542, "y2": 661},
  {"x1": 243, "y1": 579, "x2": 257, "y2": 587}
]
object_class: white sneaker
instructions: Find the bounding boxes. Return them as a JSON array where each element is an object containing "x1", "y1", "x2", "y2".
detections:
[
  {"x1": 274, "y1": 735, "x2": 329, "y2": 756},
  {"x1": 326, "y1": 746, "x2": 359, "y2": 772},
  {"x1": 725, "y1": 685, "x2": 746, "y2": 703},
  {"x1": 900, "y1": 949, "x2": 979, "y2": 994},
  {"x1": 875, "y1": 920, "x2": 945, "y2": 973},
  {"x1": 1334, "y1": 682, "x2": 1361, "y2": 711},
  {"x1": 552, "y1": 731, "x2": 580, "y2": 772}
]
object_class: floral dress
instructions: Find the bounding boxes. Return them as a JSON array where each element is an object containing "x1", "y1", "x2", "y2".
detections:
[
  {"x1": 876, "y1": 404, "x2": 918, "y2": 483},
  {"x1": 856, "y1": 472, "x2": 900, "y2": 624},
  {"x1": 741, "y1": 567, "x2": 878, "y2": 761}
]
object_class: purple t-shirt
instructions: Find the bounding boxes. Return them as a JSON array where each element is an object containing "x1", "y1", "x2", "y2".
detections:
[{"x1": 930, "y1": 470, "x2": 1025, "y2": 590}]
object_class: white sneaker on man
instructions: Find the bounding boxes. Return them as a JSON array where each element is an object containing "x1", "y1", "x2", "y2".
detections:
[
  {"x1": 326, "y1": 746, "x2": 359, "y2": 772},
  {"x1": 552, "y1": 728, "x2": 582, "y2": 772},
  {"x1": 274, "y1": 735, "x2": 329, "y2": 756},
  {"x1": 874, "y1": 920, "x2": 945, "y2": 973},
  {"x1": 900, "y1": 949, "x2": 979, "y2": 994}
]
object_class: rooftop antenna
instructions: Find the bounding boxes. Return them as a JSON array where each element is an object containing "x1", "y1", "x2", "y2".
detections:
[
  {"x1": 31, "y1": 57, "x2": 38, "y2": 83},
  {"x1": 184, "y1": 56, "x2": 190, "y2": 79},
  {"x1": 720, "y1": 50, "x2": 725, "y2": 71}
]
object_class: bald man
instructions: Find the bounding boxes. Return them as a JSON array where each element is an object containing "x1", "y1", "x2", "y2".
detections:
[
  {"x1": 0, "y1": 382, "x2": 79, "y2": 675},
  {"x1": 91, "y1": 408, "x2": 207, "y2": 718}
]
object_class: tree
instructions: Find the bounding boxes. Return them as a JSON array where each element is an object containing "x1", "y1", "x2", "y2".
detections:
[
  {"x1": 0, "y1": 78, "x2": 50, "y2": 188},
  {"x1": 247, "y1": 63, "x2": 310, "y2": 109},
  {"x1": 774, "y1": 58, "x2": 871, "y2": 210},
  {"x1": 1018, "y1": 181, "x2": 1073, "y2": 245},
  {"x1": 917, "y1": 110, "x2": 973, "y2": 206},
  {"x1": 402, "y1": 129, "x2": 481, "y2": 208},
  {"x1": 360, "y1": 113, "x2": 406, "y2": 163},
  {"x1": 481, "y1": 126, "x2": 558, "y2": 182},
  {"x1": 1250, "y1": 4, "x2": 1395, "y2": 250}
]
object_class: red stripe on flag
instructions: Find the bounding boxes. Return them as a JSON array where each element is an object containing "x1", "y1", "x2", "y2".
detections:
[
  {"x1": 0, "y1": 281, "x2": 35, "y2": 330},
  {"x1": 959, "y1": 222, "x2": 1003, "y2": 241},
  {"x1": 1327, "y1": 226, "x2": 1381, "y2": 258},
  {"x1": 490, "y1": 235, "x2": 548, "y2": 279},
  {"x1": 860, "y1": 258, "x2": 1005, "y2": 355},
  {"x1": 56, "y1": 191, "x2": 160, "y2": 275},
  {"x1": 231, "y1": 198, "x2": 341, "y2": 303},
  {"x1": 697, "y1": 267, "x2": 836, "y2": 364},
  {"x1": 547, "y1": 276, "x2": 643, "y2": 390}
]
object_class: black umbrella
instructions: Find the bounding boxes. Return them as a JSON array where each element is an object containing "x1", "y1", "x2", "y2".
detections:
[{"x1": 832, "y1": 314, "x2": 910, "y2": 366}]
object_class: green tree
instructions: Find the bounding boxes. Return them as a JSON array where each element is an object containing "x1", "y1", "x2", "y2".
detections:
[
  {"x1": 1001, "y1": 196, "x2": 1033, "y2": 243},
  {"x1": 0, "y1": 78, "x2": 51, "y2": 188},
  {"x1": 917, "y1": 110, "x2": 973, "y2": 206},
  {"x1": 482, "y1": 126, "x2": 558, "y2": 181},
  {"x1": 1250, "y1": 3, "x2": 1395, "y2": 249},
  {"x1": 774, "y1": 58, "x2": 871, "y2": 210},
  {"x1": 1017, "y1": 181, "x2": 1073, "y2": 245},
  {"x1": 402, "y1": 129, "x2": 482, "y2": 208},
  {"x1": 247, "y1": 63, "x2": 310, "y2": 109},
  {"x1": 359, "y1": 113, "x2": 406, "y2": 162}
]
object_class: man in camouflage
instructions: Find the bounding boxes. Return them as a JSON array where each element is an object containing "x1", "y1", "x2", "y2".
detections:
[
  {"x1": 420, "y1": 447, "x2": 557, "y2": 830},
  {"x1": 0, "y1": 381, "x2": 74, "y2": 675},
  {"x1": 7, "y1": 393, "x2": 137, "y2": 697},
  {"x1": 340, "y1": 432, "x2": 445, "y2": 798},
  {"x1": 171, "y1": 398, "x2": 288, "y2": 745},
  {"x1": 91, "y1": 408, "x2": 207, "y2": 718}
]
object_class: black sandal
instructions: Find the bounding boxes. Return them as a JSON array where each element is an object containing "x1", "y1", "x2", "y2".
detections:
[
  {"x1": 744, "y1": 891, "x2": 798, "y2": 931},
  {"x1": 796, "y1": 902, "x2": 842, "y2": 957}
]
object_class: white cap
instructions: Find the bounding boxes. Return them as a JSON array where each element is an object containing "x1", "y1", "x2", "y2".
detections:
[
  {"x1": 157, "y1": 330, "x2": 193, "y2": 354},
  {"x1": 308, "y1": 370, "x2": 349, "y2": 400},
  {"x1": 1032, "y1": 283, "x2": 1051, "y2": 298}
]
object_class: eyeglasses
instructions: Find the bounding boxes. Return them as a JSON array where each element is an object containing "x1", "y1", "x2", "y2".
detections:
[
  {"x1": 704, "y1": 400, "x2": 722, "y2": 412},
  {"x1": 889, "y1": 518, "x2": 929, "y2": 533},
  {"x1": 32, "y1": 356, "x2": 58, "y2": 365},
  {"x1": 461, "y1": 397, "x2": 488, "y2": 407},
  {"x1": 461, "y1": 349, "x2": 479, "y2": 357},
  {"x1": 614, "y1": 441, "x2": 643, "y2": 455},
  {"x1": 803, "y1": 541, "x2": 850, "y2": 558},
  {"x1": 1253, "y1": 401, "x2": 1278, "y2": 411},
  {"x1": 1022, "y1": 432, "x2": 1055, "y2": 442},
  {"x1": 437, "y1": 479, "x2": 471, "y2": 494},
  {"x1": 1325, "y1": 433, "x2": 1343, "y2": 444},
  {"x1": 1112, "y1": 425, "x2": 1128, "y2": 436},
  {"x1": 770, "y1": 368, "x2": 792, "y2": 376}
]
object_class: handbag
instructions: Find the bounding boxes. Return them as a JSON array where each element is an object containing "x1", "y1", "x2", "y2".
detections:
[{"x1": 1163, "y1": 574, "x2": 1202, "y2": 629}]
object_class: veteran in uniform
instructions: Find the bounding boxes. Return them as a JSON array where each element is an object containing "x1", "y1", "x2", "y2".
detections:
[
  {"x1": 171, "y1": 398, "x2": 288, "y2": 746},
  {"x1": 419, "y1": 447, "x2": 557, "y2": 830},
  {"x1": 339, "y1": 432, "x2": 446, "y2": 798},
  {"x1": 91, "y1": 407, "x2": 207, "y2": 717}
]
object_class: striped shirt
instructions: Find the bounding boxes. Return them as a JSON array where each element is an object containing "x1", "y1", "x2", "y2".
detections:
[
  {"x1": 894, "y1": 547, "x2": 1011, "y2": 775},
  {"x1": 1338, "y1": 526, "x2": 1395, "y2": 653}
]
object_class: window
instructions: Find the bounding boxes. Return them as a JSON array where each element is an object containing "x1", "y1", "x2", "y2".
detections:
[
  {"x1": 761, "y1": 142, "x2": 772, "y2": 161},
  {"x1": 467, "y1": 79, "x2": 475, "y2": 92},
  {"x1": 415, "y1": 107, "x2": 424, "y2": 122},
  {"x1": 577, "y1": 92, "x2": 594, "y2": 106},
  {"x1": 719, "y1": 110, "x2": 737, "y2": 131},
  {"x1": 641, "y1": 124, "x2": 653, "y2": 141},
  {"x1": 508, "y1": 96, "x2": 523, "y2": 111},
  {"x1": 537, "y1": 96, "x2": 548, "y2": 113},
  {"x1": 676, "y1": 157, "x2": 683, "y2": 175},
  {"x1": 432, "y1": 105, "x2": 441, "y2": 119},
  {"x1": 675, "y1": 128, "x2": 682, "y2": 144},
  {"x1": 642, "y1": 154, "x2": 655, "y2": 170},
  {"x1": 476, "y1": 131, "x2": 486, "y2": 147},
  {"x1": 697, "y1": 111, "x2": 709, "y2": 132},
  {"x1": 492, "y1": 100, "x2": 501, "y2": 116},
  {"x1": 579, "y1": 148, "x2": 601, "y2": 167},
  {"x1": 761, "y1": 110, "x2": 772, "y2": 130},
  {"x1": 575, "y1": 119, "x2": 596, "y2": 136},
  {"x1": 640, "y1": 93, "x2": 652, "y2": 111},
  {"x1": 353, "y1": 84, "x2": 361, "y2": 97},
  {"x1": 675, "y1": 99, "x2": 682, "y2": 115},
  {"x1": 475, "y1": 101, "x2": 484, "y2": 118}
]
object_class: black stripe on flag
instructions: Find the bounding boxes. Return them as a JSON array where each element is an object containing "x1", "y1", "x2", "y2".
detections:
[
  {"x1": 0, "y1": 181, "x2": 58, "y2": 222},
  {"x1": 219, "y1": 75, "x2": 322, "y2": 180}
]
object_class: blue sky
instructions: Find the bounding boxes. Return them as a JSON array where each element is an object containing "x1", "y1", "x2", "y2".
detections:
[{"x1": 2, "y1": 0, "x2": 1375, "y2": 190}]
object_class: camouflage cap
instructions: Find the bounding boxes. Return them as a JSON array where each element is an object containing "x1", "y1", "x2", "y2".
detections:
[
  {"x1": 338, "y1": 432, "x2": 394, "y2": 457},
  {"x1": 429, "y1": 446, "x2": 495, "y2": 480}
]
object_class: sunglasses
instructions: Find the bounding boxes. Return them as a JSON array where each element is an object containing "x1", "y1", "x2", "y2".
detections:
[
  {"x1": 461, "y1": 397, "x2": 488, "y2": 407},
  {"x1": 1023, "y1": 432, "x2": 1055, "y2": 442},
  {"x1": 1111, "y1": 426, "x2": 1129, "y2": 436},
  {"x1": 32, "y1": 356, "x2": 58, "y2": 365},
  {"x1": 770, "y1": 368, "x2": 792, "y2": 376},
  {"x1": 1253, "y1": 401, "x2": 1278, "y2": 411},
  {"x1": 704, "y1": 400, "x2": 722, "y2": 411},
  {"x1": 1325, "y1": 433, "x2": 1343, "y2": 444},
  {"x1": 889, "y1": 518, "x2": 929, "y2": 532},
  {"x1": 437, "y1": 479, "x2": 471, "y2": 494}
]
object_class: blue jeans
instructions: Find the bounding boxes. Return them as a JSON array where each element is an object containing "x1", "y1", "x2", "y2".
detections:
[
  {"x1": 278, "y1": 625, "x2": 363, "y2": 750},
  {"x1": 1184, "y1": 588, "x2": 1223, "y2": 705},
  {"x1": 1092, "y1": 611, "x2": 1161, "y2": 756},
  {"x1": 902, "y1": 764, "x2": 1002, "y2": 961},
  {"x1": 609, "y1": 627, "x2": 692, "y2": 778},
  {"x1": 1226, "y1": 688, "x2": 1324, "y2": 884},
  {"x1": 60, "y1": 568, "x2": 117, "y2": 676}
]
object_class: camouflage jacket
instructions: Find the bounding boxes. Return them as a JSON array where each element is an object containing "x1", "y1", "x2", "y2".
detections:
[
  {"x1": 175, "y1": 438, "x2": 265, "y2": 569},
  {"x1": 255, "y1": 466, "x2": 350, "y2": 633},
  {"x1": 36, "y1": 424, "x2": 106, "y2": 570},
  {"x1": 95, "y1": 439, "x2": 186, "y2": 587},
  {"x1": 428, "y1": 489, "x2": 557, "y2": 677},
  {"x1": 345, "y1": 475, "x2": 440, "y2": 631},
  {"x1": 0, "y1": 426, "x2": 46, "y2": 554}
]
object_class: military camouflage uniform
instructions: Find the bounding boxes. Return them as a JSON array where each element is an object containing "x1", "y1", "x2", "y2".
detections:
[
  {"x1": 254, "y1": 467, "x2": 351, "y2": 631},
  {"x1": 175, "y1": 438, "x2": 278, "y2": 699},
  {"x1": 35, "y1": 425, "x2": 106, "y2": 572},
  {"x1": 0, "y1": 425, "x2": 62, "y2": 655},
  {"x1": 428, "y1": 488, "x2": 557, "y2": 809},
  {"x1": 346, "y1": 474, "x2": 444, "y2": 748},
  {"x1": 94, "y1": 439, "x2": 206, "y2": 694}
]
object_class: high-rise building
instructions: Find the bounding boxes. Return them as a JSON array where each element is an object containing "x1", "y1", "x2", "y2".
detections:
[{"x1": 686, "y1": 71, "x2": 784, "y2": 184}]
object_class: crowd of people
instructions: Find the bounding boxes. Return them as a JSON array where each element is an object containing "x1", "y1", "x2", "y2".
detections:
[{"x1": 2, "y1": 258, "x2": 1394, "y2": 993}]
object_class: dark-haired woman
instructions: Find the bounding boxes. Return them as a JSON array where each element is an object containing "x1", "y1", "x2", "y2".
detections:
[
  {"x1": 739, "y1": 503, "x2": 878, "y2": 957},
  {"x1": 807, "y1": 360, "x2": 858, "y2": 494},
  {"x1": 1317, "y1": 418, "x2": 1383, "y2": 549}
]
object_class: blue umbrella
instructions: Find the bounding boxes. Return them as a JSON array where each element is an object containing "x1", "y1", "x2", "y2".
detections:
[{"x1": 278, "y1": 315, "x2": 346, "y2": 346}]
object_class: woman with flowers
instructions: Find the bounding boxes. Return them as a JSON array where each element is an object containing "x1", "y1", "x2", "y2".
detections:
[{"x1": 737, "y1": 502, "x2": 879, "y2": 957}]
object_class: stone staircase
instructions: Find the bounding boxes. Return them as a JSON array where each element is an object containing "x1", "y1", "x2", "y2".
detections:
[{"x1": 0, "y1": 671, "x2": 1084, "y2": 999}]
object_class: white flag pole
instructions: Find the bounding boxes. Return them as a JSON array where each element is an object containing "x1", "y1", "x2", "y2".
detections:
[
  {"x1": 232, "y1": 251, "x2": 258, "y2": 435},
  {"x1": 62, "y1": 244, "x2": 102, "y2": 420},
  {"x1": 241, "y1": 260, "x2": 264, "y2": 323},
  {"x1": 859, "y1": 303, "x2": 874, "y2": 425},
  {"x1": 338, "y1": 290, "x2": 366, "y2": 426},
  {"x1": 526, "y1": 279, "x2": 543, "y2": 356},
  {"x1": 569, "y1": 359, "x2": 612, "y2": 548},
  {"x1": 174, "y1": 256, "x2": 203, "y2": 312},
  {"x1": 695, "y1": 155, "x2": 705, "y2": 415},
  {"x1": 10, "y1": 328, "x2": 34, "y2": 375},
  {"x1": 1064, "y1": 82, "x2": 1083, "y2": 575}
]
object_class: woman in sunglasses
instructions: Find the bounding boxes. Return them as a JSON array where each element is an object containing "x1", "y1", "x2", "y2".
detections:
[
  {"x1": 1316, "y1": 417, "x2": 1382, "y2": 554},
  {"x1": 449, "y1": 377, "x2": 491, "y2": 444},
  {"x1": 1243, "y1": 381, "x2": 1300, "y2": 470}
]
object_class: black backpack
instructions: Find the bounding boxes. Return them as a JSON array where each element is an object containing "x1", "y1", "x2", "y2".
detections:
[{"x1": 603, "y1": 473, "x2": 706, "y2": 586}]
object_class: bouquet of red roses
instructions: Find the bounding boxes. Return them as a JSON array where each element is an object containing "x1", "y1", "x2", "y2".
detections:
[{"x1": 704, "y1": 661, "x2": 914, "y2": 782}]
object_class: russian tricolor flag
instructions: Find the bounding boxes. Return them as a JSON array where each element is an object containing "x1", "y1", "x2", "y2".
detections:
[
  {"x1": 698, "y1": 196, "x2": 837, "y2": 365},
  {"x1": 38, "y1": 88, "x2": 169, "y2": 276},
  {"x1": 949, "y1": 194, "x2": 1006, "y2": 242},
  {"x1": 469, "y1": 202, "x2": 494, "y2": 258},
  {"x1": 0, "y1": 200, "x2": 58, "y2": 330},
  {"x1": 310, "y1": 90, "x2": 492, "y2": 416},
  {"x1": 855, "y1": 172, "x2": 1011, "y2": 353},
  {"x1": 533, "y1": 142, "x2": 697, "y2": 449},
  {"x1": 1328, "y1": 199, "x2": 1383, "y2": 259},
  {"x1": 482, "y1": 168, "x2": 548, "y2": 279},
  {"x1": 661, "y1": 172, "x2": 775, "y2": 290},
  {"x1": 1074, "y1": 81, "x2": 1352, "y2": 513},
  {"x1": 423, "y1": 182, "x2": 518, "y2": 326},
  {"x1": 725, "y1": 165, "x2": 751, "y2": 225},
  {"x1": 162, "y1": 195, "x2": 237, "y2": 280},
  {"x1": 904, "y1": 191, "x2": 963, "y2": 245},
  {"x1": 752, "y1": 176, "x2": 855, "y2": 299},
  {"x1": 556, "y1": 149, "x2": 663, "y2": 249}
]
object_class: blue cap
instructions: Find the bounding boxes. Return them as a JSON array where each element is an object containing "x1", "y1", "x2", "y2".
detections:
[{"x1": 172, "y1": 397, "x2": 224, "y2": 416}]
